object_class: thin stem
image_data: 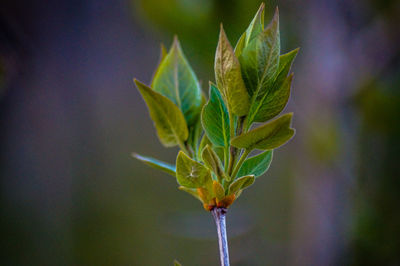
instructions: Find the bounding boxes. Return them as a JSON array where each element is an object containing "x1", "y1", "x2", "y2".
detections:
[
  {"x1": 227, "y1": 109, "x2": 236, "y2": 175},
  {"x1": 224, "y1": 146, "x2": 229, "y2": 172},
  {"x1": 227, "y1": 116, "x2": 246, "y2": 176},
  {"x1": 236, "y1": 116, "x2": 245, "y2": 136},
  {"x1": 228, "y1": 109, "x2": 235, "y2": 141},
  {"x1": 211, "y1": 207, "x2": 230, "y2": 266},
  {"x1": 243, "y1": 116, "x2": 250, "y2": 133},
  {"x1": 231, "y1": 149, "x2": 250, "y2": 179},
  {"x1": 227, "y1": 146, "x2": 236, "y2": 175}
]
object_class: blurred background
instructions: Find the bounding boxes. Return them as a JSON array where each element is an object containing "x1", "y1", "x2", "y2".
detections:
[{"x1": 1, "y1": 0, "x2": 399, "y2": 265}]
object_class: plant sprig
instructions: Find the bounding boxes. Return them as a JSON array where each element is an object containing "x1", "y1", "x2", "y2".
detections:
[
  {"x1": 133, "y1": 3, "x2": 297, "y2": 211},
  {"x1": 132, "y1": 3, "x2": 298, "y2": 265}
]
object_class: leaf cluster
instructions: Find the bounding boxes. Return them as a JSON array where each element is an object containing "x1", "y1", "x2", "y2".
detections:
[{"x1": 133, "y1": 3, "x2": 298, "y2": 211}]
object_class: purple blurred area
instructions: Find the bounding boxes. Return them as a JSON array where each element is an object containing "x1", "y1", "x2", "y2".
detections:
[{"x1": 1, "y1": 0, "x2": 399, "y2": 265}]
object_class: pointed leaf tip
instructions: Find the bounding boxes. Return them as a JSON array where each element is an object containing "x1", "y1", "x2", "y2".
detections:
[
  {"x1": 244, "y1": 1, "x2": 265, "y2": 45},
  {"x1": 132, "y1": 153, "x2": 176, "y2": 176},
  {"x1": 151, "y1": 36, "x2": 202, "y2": 128},
  {"x1": 173, "y1": 34, "x2": 179, "y2": 43},
  {"x1": 215, "y1": 25, "x2": 250, "y2": 116},
  {"x1": 272, "y1": 7, "x2": 279, "y2": 26},
  {"x1": 239, "y1": 4, "x2": 280, "y2": 100}
]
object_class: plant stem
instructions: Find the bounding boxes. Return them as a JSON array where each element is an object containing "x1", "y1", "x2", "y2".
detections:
[
  {"x1": 227, "y1": 146, "x2": 236, "y2": 175},
  {"x1": 224, "y1": 146, "x2": 229, "y2": 172},
  {"x1": 227, "y1": 109, "x2": 236, "y2": 175},
  {"x1": 236, "y1": 116, "x2": 245, "y2": 136},
  {"x1": 231, "y1": 149, "x2": 250, "y2": 179},
  {"x1": 211, "y1": 207, "x2": 230, "y2": 266},
  {"x1": 228, "y1": 109, "x2": 235, "y2": 141}
]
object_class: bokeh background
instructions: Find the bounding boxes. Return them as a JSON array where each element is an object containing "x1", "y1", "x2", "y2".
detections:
[{"x1": 1, "y1": 0, "x2": 399, "y2": 265}]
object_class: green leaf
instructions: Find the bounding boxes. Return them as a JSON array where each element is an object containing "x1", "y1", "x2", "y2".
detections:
[
  {"x1": 176, "y1": 151, "x2": 212, "y2": 188},
  {"x1": 231, "y1": 113, "x2": 295, "y2": 151},
  {"x1": 201, "y1": 83, "x2": 230, "y2": 147},
  {"x1": 239, "y1": 7, "x2": 280, "y2": 98},
  {"x1": 272, "y1": 48, "x2": 299, "y2": 94},
  {"x1": 198, "y1": 133, "x2": 212, "y2": 159},
  {"x1": 237, "y1": 150, "x2": 273, "y2": 177},
  {"x1": 215, "y1": 25, "x2": 250, "y2": 116},
  {"x1": 234, "y1": 3, "x2": 265, "y2": 58},
  {"x1": 228, "y1": 175, "x2": 255, "y2": 195},
  {"x1": 212, "y1": 180, "x2": 225, "y2": 200},
  {"x1": 244, "y1": 3, "x2": 265, "y2": 46},
  {"x1": 135, "y1": 80, "x2": 188, "y2": 147},
  {"x1": 201, "y1": 145, "x2": 226, "y2": 182},
  {"x1": 187, "y1": 117, "x2": 201, "y2": 156},
  {"x1": 178, "y1": 186, "x2": 201, "y2": 201},
  {"x1": 152, "y1": 36, "x2": 203, "y2": 127},
  {"x1": 234, "y1": 32, "x2": 246, "y2": 58},
  {"x1": 132, "y1": 153, "x2": 176, "y2": 176},
  {"x1": 197, "y1": 187, "x2": 214, "y2": 204},
  {"x1": 213, "y1": 146, "x2": 225, "y2": 163},
  {"x1": 246, "y1": 48, "x2": 298, "y2": 124},
  {"x1": 248, "y1": 73, "x2": 293, "y2": 124}
]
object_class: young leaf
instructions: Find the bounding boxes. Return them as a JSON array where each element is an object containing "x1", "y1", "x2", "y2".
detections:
[
  {"x1": 239, "y1": 7, "x2": 280, "y2": 98},
  {"x1": 228, "y1": 175, "x2": 255, "y2": 195},
  {"x1": 132, "y1": 153, "x2": 176, "y2": 176},
  {"x1": 271, "y1": 48, "x2": 299, "y2": 94},
  {"x1": 135, "y1": 80, "x2": 188, "y2": 147},
  {"x1": 176, "y1": 151, "x2": 212, "y2": 188},
  {"x1": 237, "y1": 150, "x2": 273, "y2": 177},
  {"x1": 234, "y1": 32, "x2": 246, "y2": 58},
  {"x1": 216, "y1": 194, "x2": 236, "y2": 208},
  {"x1": 178, "y1": 186, "x2": 201, "y2": 201},
  {"x1": 201, "y1": 145, "x2": 226, "y2": 182},
  {"x1": 197, "y1": 186, "x2": 215, "y2": 209},
  {"x1": 234, "y1": 3, "x2": 265, "y2": 58},
  {"x1": 213, "y1": 180, "x2": 225, "y2": 200},
  {"x1": 187, "y1": 117, "x2": 201, "y2": 156},
  {"x1": 198, "y1": 134, "x2": 212, "y2": 159},
  {"x1": 213, "y1": 146, "x2": 226, "y2": 163},
  {"x1": 246, "y1": 48, "x2": 298, "y2": 125},
  {"x1": 248, "y1": 73, "x2": 293, "y2": 125},
  {"x1": 215, "y1": 25, "x2": 250, "y2": 116},
  {"x1": 201, "y1": 83, "x2": 230, "y2": 147},
  {"x1": 152, "y1": 36, "x2": 203, "y2": 127},
  {"x1": 231, "y1": 113, "x2": 295, "y2": 151},
  {"x1": 244, "y1": 3, "x2": 265, "y2": 46}
]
